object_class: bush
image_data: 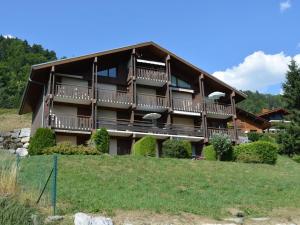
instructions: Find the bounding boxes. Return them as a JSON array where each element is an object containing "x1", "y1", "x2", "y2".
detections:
[
  {"x1": 203, "y1": 145, "x2": 216, "y2": 161},
  {"x1": 233, "y1": 141, "x2": 278, "y2": 164},
  {"x1": 247, "y1": 132, "x2": 262, "y2": 142},
  {"x1": 277, "y1": 124, "x2": 300, "y2": 156},
  {"x1": 211, "y1": 133, "x2": 232, "y2": 160},
  {"x1": 43, "y1": 142, "x2": 100, "y2": 155},
  {"x1": 132, "y1": 136, "x2": 156, "y2": 157},
  {"x1": 259, "y1": 134, "x2": 276, "y2": 143},
  {"x1": 28, "y1": 128, "x2": 55, "y2": 155},
  {"x1": 292, "y1": 155, "x2": 300, "y2": 163},
  {"x1": 92, "y1": 128, "x2": 109, "y2": 153},
  {"x1": 162, "y1": 139, "x2": 192, "y2": 158}
]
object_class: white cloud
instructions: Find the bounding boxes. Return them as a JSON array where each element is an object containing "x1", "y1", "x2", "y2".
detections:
[
  {"x1": 212, "y1": 51, "x2": 300, "y2": 93},
  {"x1": 3, "y1": 34, "x2": 15, "y2": 39},
  {"x1": 280, "y1": 0, "x2": 291, "y2": 12}
]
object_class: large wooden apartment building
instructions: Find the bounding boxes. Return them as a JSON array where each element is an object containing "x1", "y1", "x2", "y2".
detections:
[{"x1": 19, "y1": 42, "x2": 246, "y2": 155}]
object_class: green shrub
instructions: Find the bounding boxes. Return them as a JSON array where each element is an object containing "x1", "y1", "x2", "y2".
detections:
[
  {"x1": 92, "y1": 128, "x2": 109, "y2": 153},
  {"x1": 211, "y1": 133, "x2": 232, "y2": 160},
  {"x1": 162, "y1": 139, "x2": 192, "y2": 158},
  {"x1": 277, "y1": 124, "x2": 300, "y2": 156},
  {"x1": 292, "y1": 155, "x2": 300, "y2": 163},
  {"x1": 43, "y1": 142, "x2": 100, "y2": 155},
  {"x1": 28, "y1": 128, "x2": 55, "y2": 155},
  {"x1": 203, "y1": 145, "x2": 216, "y2": 161},
  {"x1": 259, "y1": 134, "x2": 276, "y2": 143},
  {"x1": 132, "y1": 136, "x2": 156, "y2": 157},
  {"x1": 247, "y1": 132, "x2": 262, "y2": 142},
  {"x1": 233, "y1": 141, "x2": 278, "y2": 164},
  {"x1": 0, "y1": 197, "x2": 44, "y2": 225}
]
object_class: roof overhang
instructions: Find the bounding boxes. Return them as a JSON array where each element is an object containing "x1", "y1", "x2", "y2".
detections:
[{"x1": 19, "y1": 41, "x2": 247, "y2": 114}]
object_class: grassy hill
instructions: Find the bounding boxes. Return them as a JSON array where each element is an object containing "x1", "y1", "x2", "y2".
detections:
[
  {"x1": 16, "y1": 154, "x2": 300, "y2": 218},
  {"x1": 0, "y1": 108, "x2": 31, "y2": 131}
]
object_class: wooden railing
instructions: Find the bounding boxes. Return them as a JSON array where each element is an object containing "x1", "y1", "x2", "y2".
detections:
[
  {"x1": 136, "y1": 66, "x2": 168, "y2": 82},
  {"x1": 55, "y1": 83, "x2": 92, "y2": 101},
  {"x1": 97, "y1": 118, "x2": 203, "y2": 137},
  {"x1": 97, "y1": 89, "x2": 132, "y2": 105},
  {"x1": 207, "y1": 127, "x2": 236, "y2": 140},
  {"x1": 137, "y1": 93, "x2": 168, "y2": 109},
  {"x1": 50, "y1": 114, "x2": 92, "y2": 131},
  {"x1": 205, "y1": 101, "x2": 233, "y2": 115},
  {"x1": 172, "y1": 98, "x2": 202, "y2": 113}
]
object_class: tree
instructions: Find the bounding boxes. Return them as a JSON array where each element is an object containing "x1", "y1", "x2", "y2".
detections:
[
  {"x1": 92, "y1": 128, "x2": 110, "y2": 153},
  {"x1": 277, "y1": 60, "x2": 300, "y2": 156},
  {"x1": 0, "y1": 35, "x2": 57, "y2": 108},
  {"x1": 211, "y1": 133, "x2": 232, "y2": 160},
  {"x1": 282, "y1": 60, "x2": 300, "y2": 124}
]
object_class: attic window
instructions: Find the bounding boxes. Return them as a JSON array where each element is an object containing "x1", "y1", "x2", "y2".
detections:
[
  {"x1": 97, "y1": 67, "x2": 117, "y2": 78},
  {"x1": 171, "y1": 75, "x2": 191, "y2": 89}
]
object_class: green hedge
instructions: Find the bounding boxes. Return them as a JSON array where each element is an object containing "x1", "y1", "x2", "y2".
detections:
[
  {"x1": 203, "y1": 145, "x2": 216, "y2": 161},
  {"x1": 203, "y1": 145, "x2": 232, "y2": 161},
  {"x1": 293, "y1": 155, "x2": 300, "y2": 163},
  {"x1": 28, "y1": 128, "x2": 56, "y2": 155},
  {"x1": 132, "y1": 136, "x2": 156, "y2": 157},
  {"x1": 233, "y1": 141, "x2": 278, "y2": 164},
  {"x1": 247, "y1": 132, "x2": 262, "y2": 142},
  {"x1": 92, "y1": 128, "x2": 109, "y2": 153},
  {"x1": 162, "y1": 139, "x2": 192, "y2": 158},
  {"x1": 43, "y1": 142, "x2": 100, "y2": 155}
]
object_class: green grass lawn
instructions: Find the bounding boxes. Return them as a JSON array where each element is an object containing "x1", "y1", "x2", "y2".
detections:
[{"x1": 16, "y1": 154, "x2": 300, "y2": 218}]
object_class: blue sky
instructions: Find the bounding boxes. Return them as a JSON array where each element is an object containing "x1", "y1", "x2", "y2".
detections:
[{"x1": 1, "y1": 0, "x2": 300, "y2": 94}]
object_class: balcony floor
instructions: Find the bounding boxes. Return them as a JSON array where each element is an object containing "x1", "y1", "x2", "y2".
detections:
[{"x1": 97, "y1": 101, "x2": 132, "y2": 109}]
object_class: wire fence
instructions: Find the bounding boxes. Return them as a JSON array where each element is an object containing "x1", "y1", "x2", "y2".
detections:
[{"x1": 16, "y1": 154, "x2": 58, "y2": 215}]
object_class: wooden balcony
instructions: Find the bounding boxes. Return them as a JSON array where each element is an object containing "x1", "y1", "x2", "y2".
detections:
[
  {"x1": 97, "y1": 89, "x2": 132, "y2": 109},
  {"x1": 207, "y1": 127, "x2": 236, "y2": 141},
  {"x1": 172, "y1": 97, "x2": 202, "y2": 115},
  {"x1": 205, "y1": 101, "x2": 233, "y2": 118},
  {"x1": 136, "y1": 66, "x2": 168, "y2": 87},
  {"x1": 136, "y1": 93, "x2": 168, "y2": 112},
  {"x1": 50, "y1": 114, "x2": 92, "y2": 133},
  {"x1": 54, "y1": 83, "x2": 92, "y2": 105},
  {"x1": 97, "y1": 118, "x2": 203, "y2": 138}
]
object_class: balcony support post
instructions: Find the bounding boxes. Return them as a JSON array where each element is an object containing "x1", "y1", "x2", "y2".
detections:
[
  {"x1": 131, "y1": 49, "x2": 137, "y2": 108},
  {"x1": 166, "y1": 55, "x2": 173, "y2": 125},
  {"x1": 230, "y1": 91, "x2": 238, "y2": 142},
  {"x1": 166, "y1": 55, "x2": 172, "y2": 125},
  {"x1": 48, "y1": 66, "x2": 55, "y2": 128},
  {"x1": 199, "y1": 74, "x2": 208, "y2": 142},
  {"x1": 92, "y1": 57, "x2": 98, "y2": 130}
]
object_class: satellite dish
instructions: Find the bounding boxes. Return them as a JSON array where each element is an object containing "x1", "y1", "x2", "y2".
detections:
[{"x1": 143, "y1": 113, "x2": 161, "y2": 120}]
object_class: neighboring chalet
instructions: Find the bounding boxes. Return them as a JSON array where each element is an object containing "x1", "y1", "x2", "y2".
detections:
[
  {"x1": 19, "y1": 42, "x2": 247, "y2": 155},
  {"x1": 257, "y1": 108, "x2": 290, "y2": 133},
  {"x1": 236, "y1": 107, "x2": 271, "y2": 133}
]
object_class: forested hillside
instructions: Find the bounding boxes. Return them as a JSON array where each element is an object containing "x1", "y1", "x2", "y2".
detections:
[
  {"x1": 0, "y1": 35, "x2": 56, "y2": 108},
  {"x1": 0, "y1": 35, "x2": 285, "y2": 114},
  {"x1": 237, "y1": 90, "x2": 285, "y2": 114}
]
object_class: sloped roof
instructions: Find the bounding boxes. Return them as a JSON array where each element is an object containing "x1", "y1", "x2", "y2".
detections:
[
  {"x1": 236, "y1": 107, "x2": 271, "y2": 129},
  {"x1": 257, "y1": 108, "x2": 289, "y2": 118},
  {"x1": 19, "y1": 41, "x2": 247, "y2": 114}
]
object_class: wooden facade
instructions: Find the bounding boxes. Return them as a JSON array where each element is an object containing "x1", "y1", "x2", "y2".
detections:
[{"x1": 20, "y1": 42, "x2": 246, "y2": 154}]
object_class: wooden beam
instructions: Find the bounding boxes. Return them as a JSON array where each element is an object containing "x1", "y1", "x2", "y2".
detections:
[
  {"x1": 230, "y1": 91, "x2": 238, "y2": 142},
  {"x1": 199, "y1": 74, "x2": 208, "y2": 141}
]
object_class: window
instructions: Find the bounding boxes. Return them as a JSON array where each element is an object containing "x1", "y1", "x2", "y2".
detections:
[
  {"x1": 97, "y1": 67, "x2": 117, "y2": 78},
  {"x1": 171, "y1": 75, "x2": 191, "y2": 89}
]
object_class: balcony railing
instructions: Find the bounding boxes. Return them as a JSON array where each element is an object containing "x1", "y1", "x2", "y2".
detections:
[
  {"x1": 50, "y1": 114, "x2": 92, "y2": 131},
  {"x1": 97, "y1": 118, "x2": 203, "y2": 137},
  {"x1": 54, "y1": 83, "x2": 92, "y2": 101},
  {"x1": 207, "y1": 127, "x2": 236, "y2": 140},
  {"x1": 136, "y1": 66, "x2": 168, "y2": 82},
  {"x1": 205, "y1": 101, "x2": 233, "y2": 115},
  {"x1": 137, "y1": 93, "x2": 168, "y2": 109},
  {"x1": 172, "y1": 97, "x2": 202, "y2": 113},
  {"x1": 97, "y1": 89, "x2": 132, "y2": 105}
]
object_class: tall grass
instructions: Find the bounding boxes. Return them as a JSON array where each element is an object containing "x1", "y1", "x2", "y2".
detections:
[{"x1": 0, "y1": 151, "x2": 17, "y2": 196}]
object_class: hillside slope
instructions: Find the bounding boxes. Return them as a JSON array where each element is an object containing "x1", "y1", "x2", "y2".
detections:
[
  {"x1": 0, "y1": 108, "x2": 31, "y2": 131},
  {"x1": 18, "y1": 154, "x2": 300, "y2": 218}
]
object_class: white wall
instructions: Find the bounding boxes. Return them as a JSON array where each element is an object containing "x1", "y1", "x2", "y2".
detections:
[{"x1": 109, "y1": 138, "x2": 118, "y2": 155}]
